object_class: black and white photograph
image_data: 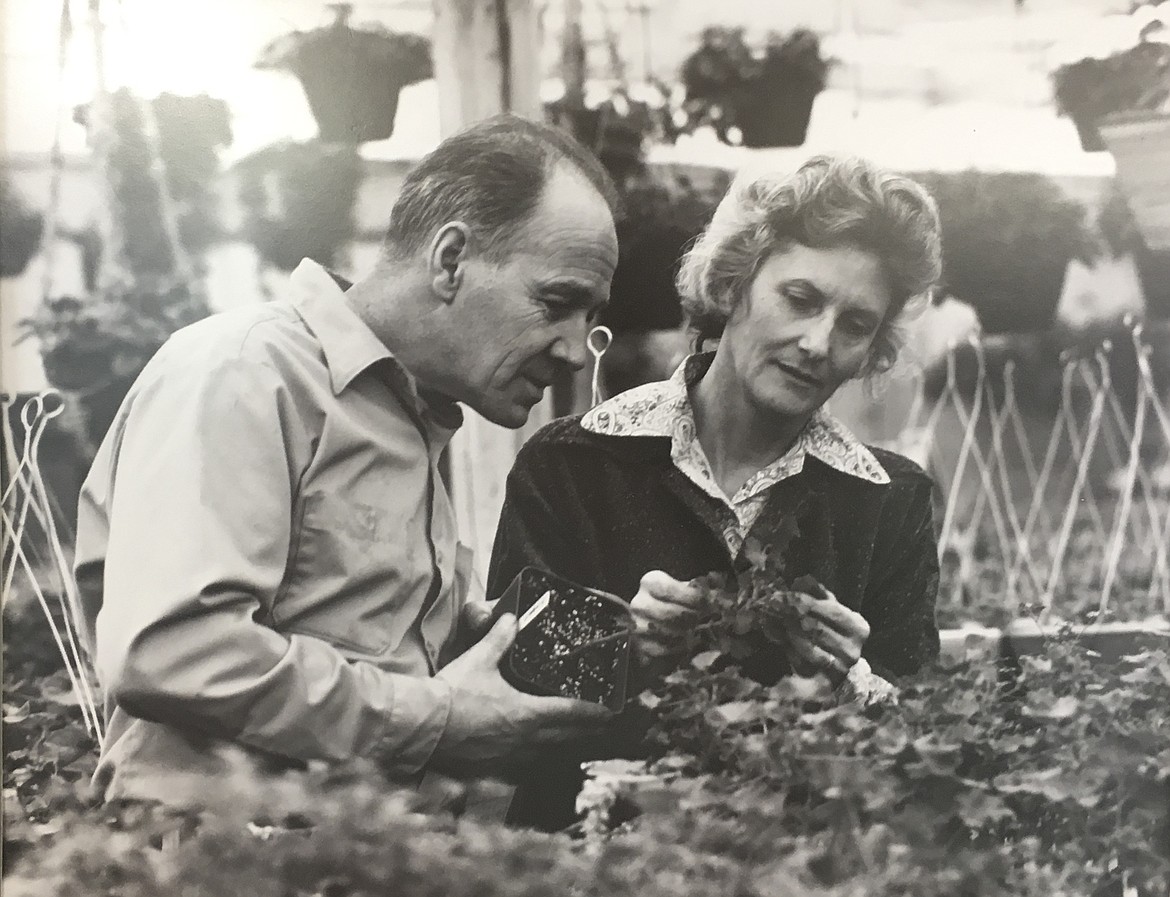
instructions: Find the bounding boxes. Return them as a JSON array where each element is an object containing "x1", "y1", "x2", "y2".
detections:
[{"x1": 2, "y1": 0, "x2": 1169, "y2": 893}]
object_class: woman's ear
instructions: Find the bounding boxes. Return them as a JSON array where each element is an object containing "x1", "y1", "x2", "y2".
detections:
[{"x1": 428, "y1": 222, "x2": 471, "y2": 303}]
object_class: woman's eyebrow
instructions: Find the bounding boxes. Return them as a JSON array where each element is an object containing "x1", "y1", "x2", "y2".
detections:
[{"x1": 777, "y1": 278, "x2": 825, "y2": 298}]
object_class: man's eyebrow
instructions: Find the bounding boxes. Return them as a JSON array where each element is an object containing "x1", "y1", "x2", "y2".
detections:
[{"x1": 542, "y1": 280, "x2": 608, "y2": 308}]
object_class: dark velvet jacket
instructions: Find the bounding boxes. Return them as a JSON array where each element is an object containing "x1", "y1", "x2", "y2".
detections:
[
  {"x1": 486, "y1": 391, "x2": 941, "y2": 830},
  {"x1": 488, "y1": 422, "x2": 941, "y2": 677}
]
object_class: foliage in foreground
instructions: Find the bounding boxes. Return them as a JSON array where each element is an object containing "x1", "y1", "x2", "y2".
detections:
[{"x1": 4, "y1": 581, "x2": 1168, "y2": 897}]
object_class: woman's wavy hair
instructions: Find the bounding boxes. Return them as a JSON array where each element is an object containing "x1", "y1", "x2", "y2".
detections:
[{"x1": 676, "y1": 155, "x2": 942, "y2": 379}]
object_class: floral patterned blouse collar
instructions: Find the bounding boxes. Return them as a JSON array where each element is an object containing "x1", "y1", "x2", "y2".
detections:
[{"x1": 580, "y1": 353, "x2": 890, "y2": 491}]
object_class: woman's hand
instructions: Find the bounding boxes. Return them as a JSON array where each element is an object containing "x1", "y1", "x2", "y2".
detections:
[
  {"x1": 781, "y1": 580, "x2": 870, "y2": 686},
  {"x1": 630, "y1": 570, "x2": 707, "y2": 660}
]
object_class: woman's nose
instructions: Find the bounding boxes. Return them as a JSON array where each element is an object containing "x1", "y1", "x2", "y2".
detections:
[{"x1": 797, "y1": 312, "x2": 834, "y2": 358}]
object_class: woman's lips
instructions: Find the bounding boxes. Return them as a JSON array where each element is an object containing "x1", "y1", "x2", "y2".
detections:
[{"x1": 776, "y1": 362, "x2": 823, "y2": 388}]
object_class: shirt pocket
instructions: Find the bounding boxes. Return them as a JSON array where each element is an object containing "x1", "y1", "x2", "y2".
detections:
[{"x1": 276, "y1": 492, "x2": 429, "y2": 658}]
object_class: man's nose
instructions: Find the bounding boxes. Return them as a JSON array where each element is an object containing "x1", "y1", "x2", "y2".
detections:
[
  {"x1": 797, "y1": 312, "x2": 834, "y2": 359},
  {"x1": 550, "y1": 315, "x2": 590, "y2": 371}
]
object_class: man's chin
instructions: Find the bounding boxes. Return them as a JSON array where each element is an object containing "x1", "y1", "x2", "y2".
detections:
[{"x1": 470, "y1": 401, "x2": 535, "y2": 430}]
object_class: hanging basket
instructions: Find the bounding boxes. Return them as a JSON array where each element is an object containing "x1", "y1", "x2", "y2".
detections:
[
  {"x1": 237, "y1": 141, "x2": 362, "y2": 272},
  {"x1": 735, "y1": 82, "x2": 820, "y2": 149},
  {"x1": 1052, "y1": 43, "x2": 1170, "y2": 153},
  {"x1": 256, "y1": 14, "x2": 432, "y2": 145},
  {"x1": 680, "y1": 27, "x2": 828, "y2": 149}
]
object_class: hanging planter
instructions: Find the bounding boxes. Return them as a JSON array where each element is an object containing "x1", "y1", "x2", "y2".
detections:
[
  {"x1": 736, "y1": 30, "x2": 829, "y2": 148},
  {"x1": 1, "y1": 177, "x2": 45, "y2": 279},
  {"x1": 255, "y1": 4, "x2": 432, "y2": 144},
  {"x1": 1052, "y1": 41, "x2": 1170, "y2": 152},
  {"x1": 913, "y1": 170, "x2": 1096, "y2": 335},
  {"x1": 237, "y1": 140, "x2": 362, "y2": 272},
  {"x1": 680, "y1": 27, "x2": 830, "y2": 149}
]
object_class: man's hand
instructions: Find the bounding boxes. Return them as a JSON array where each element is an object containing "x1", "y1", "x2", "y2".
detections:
[
  {"x1": 452, "y1": 600, "x2": 494, "y2": 654},
  {"x1": 780, "y1": 581, "x2": 870, "y2": 686},
  {"x1": 431, "y1": 613, "x2": 612, "y2": 778},
  {"x1": 630, "y1": 570, "x2": 707, "y2": 660}
]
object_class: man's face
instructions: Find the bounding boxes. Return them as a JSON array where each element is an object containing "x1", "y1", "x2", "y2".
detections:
[{"x1": 452, "y1": 167, "x2": 619, "y2": 428}]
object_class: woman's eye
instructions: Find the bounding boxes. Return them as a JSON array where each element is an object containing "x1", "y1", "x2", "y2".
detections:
[
  {"x1": 840, "y1": 317, "x2": 876, "y2": 338},
  {"x1": 784, "y1": 289, "x2": 819, "y2": 312}
]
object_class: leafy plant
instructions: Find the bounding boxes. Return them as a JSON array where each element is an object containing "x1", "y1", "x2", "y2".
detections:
[
  {"x1": 237, "y1": 140, "x2": 362, "y2": 272},
  {"x1": 1052, "y1": 41, "x2": 1170, "y2": 151},
  {"x1": 679, "y1": 26, "x2": 831, "y2": 148},
  {"x1": 601, "y1": 170, "x2": 724, "y2": 337},
  {"x1": 17, "y1": 282, "x2": 211, "y2": 448},
  {"x1": 914, "y1": 170, "x2": 1097, "y2": 333},
  {"x1": 255, "y1": 6, "x2": 431, "y2": 144}
]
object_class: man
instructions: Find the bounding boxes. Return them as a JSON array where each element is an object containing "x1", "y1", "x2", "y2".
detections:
[{"x1": 73, "y1": 114, "x2": 621, "y2": 805}]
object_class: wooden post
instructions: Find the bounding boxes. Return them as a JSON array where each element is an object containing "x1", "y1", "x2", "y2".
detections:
[{"x1": 432, "y1": 0, "x2": 548, "y2": 593}]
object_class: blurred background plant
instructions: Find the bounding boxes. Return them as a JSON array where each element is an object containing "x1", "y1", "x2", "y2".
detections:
[{"x1": 1, "y1": 177, "x2": 46, "y2": 279}]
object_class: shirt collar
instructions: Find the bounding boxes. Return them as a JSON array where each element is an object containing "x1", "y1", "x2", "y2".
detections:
[
  {"x1": 581, "y1": 352, "x2": 889, "y2": 485},
  {"x1": 288, "y1": 259, "x2": 396, "y2": 396},
  {"x1": 287, "y1": 260, "x2": 464, "y2": 434}
]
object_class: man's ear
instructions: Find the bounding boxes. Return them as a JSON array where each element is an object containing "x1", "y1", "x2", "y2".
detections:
[{"x1": 428, "y1": 222, "x2": 471, "y2": 303}]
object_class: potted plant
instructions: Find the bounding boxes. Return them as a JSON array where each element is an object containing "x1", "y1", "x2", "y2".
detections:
[
  {"x1": 679, "y1": 26, "x2": 830, "y2": 148},
  {"x1": 1, "y1": 177, "x2": 44, "y2": 279},
  {"x1": 18, "y1": 279, "x2": 210, "y2": 448},
  {"x1": 255, "y1": 3, "x2": 431, "y2": 144},
  {"x1": 679, "y1": 26, "x2": 758, "y2": 145},
  {"x1": 738, "y1": 29, "x2": 830, "y2": 148},
  {"x1": 1097, "y1": 180, "x2": 1170, "y2": 320},
  {"x1": 237, "y1": 140, "x2": 362, "y2": 273},
  {"x1": 1052, "y1": 40, "x2": 1170, "y2": 151},
  {"x1": 913, "y1": 170, "x2": 1097, "y2": 334}
]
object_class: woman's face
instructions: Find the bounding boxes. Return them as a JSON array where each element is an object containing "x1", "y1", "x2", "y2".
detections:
[{"x1": 720, "y1": 242, "x2": 892, "y2": 420}]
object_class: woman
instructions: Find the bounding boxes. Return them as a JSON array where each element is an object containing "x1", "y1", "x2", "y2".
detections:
[{"x1": 488, "y1": 155, "x2": 944, "y2": 829}]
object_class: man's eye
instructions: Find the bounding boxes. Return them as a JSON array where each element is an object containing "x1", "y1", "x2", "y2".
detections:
[{"x1": 539, "y1": 296, "x2": 572, "y2": 318}]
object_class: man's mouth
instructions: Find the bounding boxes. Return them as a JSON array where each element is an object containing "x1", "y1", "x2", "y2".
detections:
[
  {"x1": 520, "y1": 373, "x2": 552, "y2": 393},
  {"x1": 776, "y1": 362, "x2": 823, "y2": 388}
]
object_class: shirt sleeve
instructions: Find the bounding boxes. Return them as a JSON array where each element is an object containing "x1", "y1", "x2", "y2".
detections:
[
  {"x1": 861, "y1": 475, "x2": 941, "y2": 679},
  {"x1": 83, "y1": 347, "x2": 451, "y2": 776}
]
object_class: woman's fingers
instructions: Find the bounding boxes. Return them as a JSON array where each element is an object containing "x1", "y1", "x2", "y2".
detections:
[
  {"x1": 795, "y1": 590, "x2": 871, "y2": 643},
  {"x1": 785, "y1": 635, "x2": 852, "y2": 682},
  {"x1": 631, "y1": 570, "x2": 708, "y2": 658},
  {"x1": 788, "y1": 619, "x2": 863, "y2": 669},
  {"x1": 639, "y1": 570, "x2": 707, "y2": 609}
]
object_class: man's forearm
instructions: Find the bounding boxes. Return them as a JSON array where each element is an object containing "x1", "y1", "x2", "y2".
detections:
[{"x1": 105, "y1": 615, "x2": 453, "y2": 776}]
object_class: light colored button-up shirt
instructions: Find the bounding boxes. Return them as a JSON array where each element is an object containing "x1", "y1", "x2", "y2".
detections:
[{"x1": 74, "y1": 260, "x2": 473, "y2": 804}]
